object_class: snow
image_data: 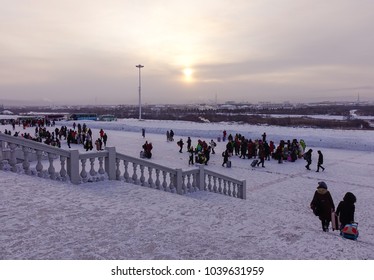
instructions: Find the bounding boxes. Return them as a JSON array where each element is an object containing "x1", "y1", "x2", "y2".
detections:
[{"x1": 1, "y1": 119, "x2": 374, "y2": 260}]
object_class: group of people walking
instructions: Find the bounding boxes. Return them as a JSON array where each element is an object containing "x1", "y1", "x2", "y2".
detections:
[
  {"x1": 310, "y1": 181, "x2": 357, "y2": 233},
  {"x1": 304, "y1": 149, "x2": 325, "y2": 172}
]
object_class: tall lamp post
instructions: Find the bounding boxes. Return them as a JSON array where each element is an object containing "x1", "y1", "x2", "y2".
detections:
[{"x1": 136, "y1": 64, "x2": 144, "y2": 120}]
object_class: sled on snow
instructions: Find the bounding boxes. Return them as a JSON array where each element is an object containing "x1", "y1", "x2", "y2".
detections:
[{"x1": 341, "y1": 223, "x2": 359, "y2": 240}]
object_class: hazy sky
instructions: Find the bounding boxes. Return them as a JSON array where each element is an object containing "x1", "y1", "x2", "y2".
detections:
[{"x1": 1, "y1": 0, "x2": 373, "y2": 105}]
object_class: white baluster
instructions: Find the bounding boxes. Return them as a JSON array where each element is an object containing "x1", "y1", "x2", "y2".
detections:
[
  {"x1": 187, "y1": 174, "x2": 192, "y2": 193},
  {"x1": 192, "y1": 173, "x2": 198, "y2": 191},
  {"x1": 155, "y1": 169, "x2": 161, "y2": 189},
  {"x1": 227, "y1": 182, "x2": 232, "y2": 196},
  {"x1": 98, "y1": 157, "x2": 105, "y2": 175},
  {"x1": 232, "y1": 184, "x2": 237, "y2": 198},
  {"x1": 0, "y1": 140, "x2": 3, "y2": 170},
  {"x1": 218, "y1": 178, "x2": 222, "y2": 194},
  {"x1": 80, "y1": 158, "x2": 87, "y2": 182},
  {"x1": 48, "y1": 153, "x2": 56, "y2": 180},
  {"x1": 207, "y1": 175, "x2": 212, "y2": 192},
  {"x1": 213, "y1": 177, "x2": 217, "y2": 193},
  {"x1": 132, "y1": 163, "x2": 138, "y2": 184},
  {"x1": 36, "y1": 150, "x2": 43, "y2": 177},
  {"x1": 115, "y1": 158, "x2": 121, "y2": 180},
  {"x1": 9, "y1": 143, "x2": 17, "y2": 172},
  {"x1": 22, "y1": 146, "x2": 31, "y2": 175},
  {"x1": 147, "y1": 167, "x2": 154, "y2": 188},
  {"x1": 162, "y1": 171, "x2": 168, "y2": 191},
  {"x1": 140, "y1": 165, "x2": 145, "y2": 186},
  {"x1": 168, "y1": 173, "x2": 173, "y2": 192},
  {"x1": 60, "y1": 156, "x2": 67, "y2": 181},
  {"x1": 123, "y1": 160, "x2": 129, "y2": 182},
  {"x1": 223, "y1": 180, "x2": 227, "y2": 195},
  {"x1": 90, "y1": 158, "x2": 97, "y2": 176}
]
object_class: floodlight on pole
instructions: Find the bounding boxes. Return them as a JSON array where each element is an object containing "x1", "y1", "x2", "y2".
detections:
[{"x1": 136, "y1": 64, "x2": 144, "y2": 120}]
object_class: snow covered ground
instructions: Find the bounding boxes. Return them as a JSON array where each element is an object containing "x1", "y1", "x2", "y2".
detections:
[{"x1": 1, "y1": 119, "x2": 374, "y2": 260}]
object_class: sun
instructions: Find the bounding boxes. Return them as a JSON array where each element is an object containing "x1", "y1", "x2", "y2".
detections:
[
  {"x1": 183, "y1": 68, "x2": 193, "y2": 77},
  {"x1": 182, "y1": 68, "x2": 194, "y2": 82}
]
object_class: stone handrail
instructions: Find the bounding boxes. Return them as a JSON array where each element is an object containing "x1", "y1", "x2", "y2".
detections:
[
  {"x1": 1, "y1": 133, "x2": 71, "y2": 181},
  {"x1": 204, "y1": 168, "x2": 246, "y2": 199},
  {"x1": 0, "y1": 133, "x2": 246, "y2": 199}
]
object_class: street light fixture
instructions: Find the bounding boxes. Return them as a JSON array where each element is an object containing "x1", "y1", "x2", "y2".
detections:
[{"x1": 136, "y1": 64, "x2": 144, "y2": 120}]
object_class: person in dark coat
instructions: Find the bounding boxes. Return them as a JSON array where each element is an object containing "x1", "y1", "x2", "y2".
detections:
[
  {"x1": 222, "y1": 149, "x2": 229, "y2": 167},
  {"x1": 204, "y1": 146, "x2": 211, "y2": 165},
  {"x1": 169, "y1": 130, "x2": 174, "y2": 141},
  {"x1": 177, "y1": 138, "x2": 184, "y2": 153},
  {"x1": 256, "y1": 142, "x2": 265, "y2": 167},
  {"x1": 316, "y1": 150, "x2": 325, "y2": 172},
  {"x1": 102, "y1": 133, "x2": 108, "y2": 146},
  {"x1": 310, "y1": 181, "x2": 335, "y2": 232},
  {"x1": 188, "y1": 146, "x2": 195, "y2": 165},
  {"x1": 304, "y1": 149, "x2": 313, "y2": 170},
  {"x1": 336, "y1": 192, "x2": 356, "y2": 230},
  {"x1": 187, "y1": 137, "x2": 192, "y2": 151}
]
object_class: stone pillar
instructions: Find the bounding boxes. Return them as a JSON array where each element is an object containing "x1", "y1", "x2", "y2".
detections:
[
  {"x1": 175, "y1": 168, "x2": 183, "y2": 195},
  {"x1": 67, "y1": 150, "x2": 80, "y2": 184},
  {"x1": 198, "y1": 165, "x2": 205, "y2": 191},
  {"x1": 241, "y1": 180, "x2": 247, "y2": 200},
  {"x1": 105, "y1": 147, "x2": 116, "y2": 180}
]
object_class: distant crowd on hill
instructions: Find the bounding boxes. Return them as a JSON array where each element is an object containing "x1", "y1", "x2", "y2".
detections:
[{"x1": 1, "y1": 121, "x2": 109, "y2": 152}]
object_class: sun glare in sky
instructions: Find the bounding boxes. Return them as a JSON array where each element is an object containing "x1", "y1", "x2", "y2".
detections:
[{"x1": 182, "y1": 68, "x2": 194, "y2": 82}]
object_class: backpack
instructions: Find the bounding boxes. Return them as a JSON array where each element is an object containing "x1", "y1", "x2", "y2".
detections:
[{"x1": 341, "y1": 223, "x2": 359, "y2": 240}]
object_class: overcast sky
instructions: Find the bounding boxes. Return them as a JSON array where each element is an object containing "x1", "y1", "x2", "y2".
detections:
[{"x1": 1, "y1": 0, "x2": 373, "y2": 106}]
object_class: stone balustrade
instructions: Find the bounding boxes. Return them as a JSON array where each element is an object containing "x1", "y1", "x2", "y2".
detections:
[{"x1": 0, "y1": 133, "x2": 246, "y2": 199}]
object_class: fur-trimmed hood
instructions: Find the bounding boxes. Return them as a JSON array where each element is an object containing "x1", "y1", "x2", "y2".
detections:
[{"x1": 317, "y1": 188, "x2": 328, "y2": 195}]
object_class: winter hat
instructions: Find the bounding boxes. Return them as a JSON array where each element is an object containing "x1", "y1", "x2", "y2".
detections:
[{"x1": 317, "y1": 181, "x2": 328, "y2": 189}]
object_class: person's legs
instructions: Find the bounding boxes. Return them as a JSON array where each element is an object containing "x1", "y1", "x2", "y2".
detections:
[{"x1": 322, "y1": 220, "x2": 329, "y2": 232}]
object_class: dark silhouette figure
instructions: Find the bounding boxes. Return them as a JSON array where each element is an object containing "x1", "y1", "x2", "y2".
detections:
[
  {"x1": 336, "y1": 192, "x2": 356, "y2": 230},
  {"x1": 310, "y1": 181, "x2": 335, "y2": 232},
  {"x1": 316, "y1": 150, "x2": 325, "y2": 172}
]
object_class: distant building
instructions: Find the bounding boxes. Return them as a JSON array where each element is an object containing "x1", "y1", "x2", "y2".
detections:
[
  {"x1": 69, "y1": 113, "x2": 98, "y2": 121},
  {"x1": 98, "y1": 114, "x2": 117, "y2": 121}
]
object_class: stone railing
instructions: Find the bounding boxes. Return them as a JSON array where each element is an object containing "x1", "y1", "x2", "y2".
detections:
[{"x1": 0, "y1": 133, "x2": 246, "y2": 199}]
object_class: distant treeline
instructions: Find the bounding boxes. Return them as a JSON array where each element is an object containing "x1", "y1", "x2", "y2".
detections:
[{"x1": 9, "y1": 104, "x2": 374, "y2": 130}]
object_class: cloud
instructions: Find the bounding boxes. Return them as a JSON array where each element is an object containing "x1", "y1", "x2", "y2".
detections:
[{"x1": 0, "y1": 0, "x2": 373, "y2": 104}]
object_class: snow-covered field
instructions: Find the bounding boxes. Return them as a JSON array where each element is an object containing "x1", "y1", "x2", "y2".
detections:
[{"x1": 1, "y1": 119, "x2": 374, "y2": 260}]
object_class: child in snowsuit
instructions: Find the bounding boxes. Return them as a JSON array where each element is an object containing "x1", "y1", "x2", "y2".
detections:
[
  {"x1": 336, "y1": 192, "x2": 356, "y2": 230},
  {"x1": 310, "y1": 181, "x2": 335, "y2": 232}
]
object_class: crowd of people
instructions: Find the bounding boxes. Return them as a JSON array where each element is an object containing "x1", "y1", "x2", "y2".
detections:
[
  {"x1": 1, "y1": 120, "x2": 109, "y2": 152},
  {"x1": 214, "y1": 132, "x2": 309, "y2": 169}
]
